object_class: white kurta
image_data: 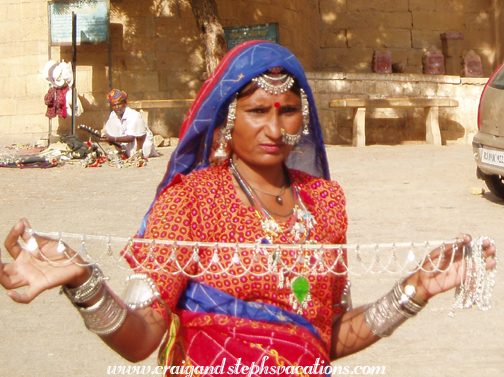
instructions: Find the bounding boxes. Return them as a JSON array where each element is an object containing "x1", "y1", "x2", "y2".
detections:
[{"x1": 104, "y1": 106, "x2": 158, "y2": 158}]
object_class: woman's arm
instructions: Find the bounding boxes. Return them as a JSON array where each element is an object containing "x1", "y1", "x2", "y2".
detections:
[
  {"x1": 0, "y1": 218, "x2": 167, "y2": 362},
  {"x1": 98, "y1": 305, "x2": 167, "y2": 362},
  {"x1": 330, "y1": 235, "x2": 497, "y2": 360}
]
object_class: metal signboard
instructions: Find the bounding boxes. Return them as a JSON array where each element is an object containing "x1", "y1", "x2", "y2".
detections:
[
  {"x1": 224, "y1": 23, "x2": 279, "y2": 49},
  {"x1": 49, "y1": 0, "x2": 109, "y2": 45}
]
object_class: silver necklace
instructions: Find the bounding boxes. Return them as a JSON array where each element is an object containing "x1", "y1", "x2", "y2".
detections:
[
  {"x1": 251, "y1": 186, "x2": 294, "y2": 218},
  {"x1": 250, "y1": 184, "x2": 286, "y2": 205},
  {"x1": 229, "y1": 159, "x2": 294, "y2": 217}
]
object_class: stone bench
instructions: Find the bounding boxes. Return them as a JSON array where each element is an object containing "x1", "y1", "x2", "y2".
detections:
[
  {"x1": 328, "y1": 98, "x2": 459, "y2": 147},
  {"x1": 128, "y1": 99, "x2": 195, "y2": 124}
]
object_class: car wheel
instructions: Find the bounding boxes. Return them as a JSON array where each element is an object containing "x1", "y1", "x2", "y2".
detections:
[{"x1": 484, "y1": 174, "x2": 504, "y2": 200}]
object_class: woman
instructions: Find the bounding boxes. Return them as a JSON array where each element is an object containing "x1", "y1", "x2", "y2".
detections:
[{"x1": 0, "y1": 41, "x2": 496, "y2": 376}]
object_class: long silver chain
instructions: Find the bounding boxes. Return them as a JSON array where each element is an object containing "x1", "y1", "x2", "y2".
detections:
[
  {"x1": 26, "y1": 231, "x2": 488, "y2": 274},
  {"x1": 26, "y1": 231, "x2": 497, "y2": 315}
]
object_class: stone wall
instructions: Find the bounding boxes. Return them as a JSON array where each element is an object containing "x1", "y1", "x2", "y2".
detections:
[
  {"x1": 0, "y1": 0, "x2": 49, "y2": 140},
  {"x1": 494, "y1": 0, "x2": 504, "y2": 68},
  {"x1": 52, "y1": 0, "x2": 205, "y2": 139},
  {"x1": 218, "y1": 0, "x2": 320, "y2": 71},
  {"x1": 309, "y1": 72, "x2": 487, "y2": 145},
  {"x1": 0, "y1": 0, "x2": 498, "y2": 144},
  {"x1": 318, "y1": 0, "x2": 496, "y2": 76}
]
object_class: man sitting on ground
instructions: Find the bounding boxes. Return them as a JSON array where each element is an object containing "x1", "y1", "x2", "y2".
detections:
[{"x1": 101, "y1": 89, "x2": 158, "y2": 158}]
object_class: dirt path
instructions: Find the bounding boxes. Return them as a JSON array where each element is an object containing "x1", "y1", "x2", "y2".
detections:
[{"x1": 0, "y1": 144, "x2": 502, "y2": 377}]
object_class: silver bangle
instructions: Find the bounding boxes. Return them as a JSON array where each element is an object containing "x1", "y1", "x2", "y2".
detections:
[
  {"x1": 340, "y1": 280, "x2": 353, "y2": 311},
  {"x1": 363, "y1": 289, "x2": 410, "y2": 338},
  {"x1": 393, "y1": 282, "x2": 425, "y2": 316},
  {"x1": 61, "y1": 265, "x2": 107, "y2": 304},
  {"x1": 79, "y1": 286, "x2": 127, "y2": 335},
  {"x1": 122, "y1": 273, "x2": 162, "y2": 310}
]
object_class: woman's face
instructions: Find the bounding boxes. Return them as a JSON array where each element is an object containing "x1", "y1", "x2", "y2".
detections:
[{"x1": 230, "y1": 87, "x2": 303, "y2": 169}]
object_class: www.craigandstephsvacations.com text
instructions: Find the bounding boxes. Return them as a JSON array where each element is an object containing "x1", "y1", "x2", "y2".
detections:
[{"x1": 106, "y1": 357, "x2": 386, "y2": 375}]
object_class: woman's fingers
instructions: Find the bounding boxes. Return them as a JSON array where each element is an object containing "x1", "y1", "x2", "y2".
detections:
[
  {"x1": 481, "y1": 238, "x2": 497, "y2": 269},
  {"x1": 424, "y1": 236, "x2": 467, "y2": 272},
  {"x1": 0, "y1": 263, "x2": 27, "y2": 289},
  {"x1": 3, "y1": 219, "x2": 31, "y2": 260},
  {"x1": 6, "y1": 284, "x2": 42, "y2": 304}
]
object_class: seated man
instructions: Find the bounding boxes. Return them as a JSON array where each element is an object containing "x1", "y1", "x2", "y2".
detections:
[{"x1": 101, "y1": 89, "x2": 158, "y2": 158}]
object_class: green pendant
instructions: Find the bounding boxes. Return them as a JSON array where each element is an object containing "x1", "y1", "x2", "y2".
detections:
[{"x1": 291, "y1": 276, "x2": 310, "y2": 304}]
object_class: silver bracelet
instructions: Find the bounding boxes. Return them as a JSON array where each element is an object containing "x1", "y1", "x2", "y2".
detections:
[
  {"x1": 393, "y1": 282, "x2": 425, "y2": 316},
  {"x1": 61, "y1": 264, "x2": 107, "y2": 304},
  {"x1": 364, "y1": 289, "x2": 409, "y2": 338},
  {"x1": 79, "y1": 286, "x2": 128, "y2": 335},
  {"x1": 122, "y1": 273, "x2": 162, "y2": 310}
]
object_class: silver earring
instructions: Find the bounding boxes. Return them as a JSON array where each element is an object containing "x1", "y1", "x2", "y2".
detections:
[
  {"x1": 300, "y1": 88, "x2": 310, "y2": 135},
  {"x1": 213, "y1": 96, "x2": 237, "y2": 159}
]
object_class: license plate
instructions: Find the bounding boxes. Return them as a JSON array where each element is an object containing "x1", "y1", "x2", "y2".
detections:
[{"x1": 481, "y1": 148, "x2": 504, "y2": 167}]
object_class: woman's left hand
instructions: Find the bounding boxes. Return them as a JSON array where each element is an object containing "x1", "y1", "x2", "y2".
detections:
[{"x1": 404, "y1": 234, "x2": 497, "y2": 302}]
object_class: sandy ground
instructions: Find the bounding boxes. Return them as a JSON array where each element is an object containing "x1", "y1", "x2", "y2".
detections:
[{"x1": 0, "y1": 143, "x2": 503, "y2": 377}]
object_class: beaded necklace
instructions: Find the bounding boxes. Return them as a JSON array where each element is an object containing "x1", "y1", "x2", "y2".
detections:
[
  {"x1": 228, "y1": 158, "x2": 316, "y2": 242},
  {"x1": 228, "y1": 158, "x2": 318, "y2": 313}
]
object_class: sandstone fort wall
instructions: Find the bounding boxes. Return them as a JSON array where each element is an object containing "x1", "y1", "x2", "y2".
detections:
[{"x1": 0, "y1": 0, "x2": 500, "y2": 144}]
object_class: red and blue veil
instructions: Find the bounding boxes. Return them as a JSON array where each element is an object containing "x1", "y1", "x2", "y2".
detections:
[{"x1": 139, "y1": 40, "x2": 330, "y2": 237}]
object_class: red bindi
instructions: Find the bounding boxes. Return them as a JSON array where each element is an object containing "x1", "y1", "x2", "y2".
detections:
[{"x1": 274, "y1": 102, "x2": 281, "y2": 108}]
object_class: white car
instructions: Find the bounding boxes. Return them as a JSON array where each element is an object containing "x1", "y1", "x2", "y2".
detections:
[{"x1": 473, "y1": 63, "x2": 504, "y2": 199}]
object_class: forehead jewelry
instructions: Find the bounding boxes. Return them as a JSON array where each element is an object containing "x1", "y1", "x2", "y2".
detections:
[{"x1": 252, "y1": 67, "x2": 295, "y2": 95}]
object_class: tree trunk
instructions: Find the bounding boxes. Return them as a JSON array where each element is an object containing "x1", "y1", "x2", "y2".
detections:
[{"x1": 188, "y1": 0, "x2": 228, "y2": 77}]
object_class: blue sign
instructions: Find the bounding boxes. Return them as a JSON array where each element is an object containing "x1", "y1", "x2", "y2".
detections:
[{"x1": 49, "y1": 0, "x2": 109, "y2": 45}]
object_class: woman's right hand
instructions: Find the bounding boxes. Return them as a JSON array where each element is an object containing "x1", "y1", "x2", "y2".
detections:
[
  {"x1": 0, "y1": 218, "x2": 91, "y2": 303},
  {"x1": 404, "y1": 234, "x2": 497, "y2": 303}
]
